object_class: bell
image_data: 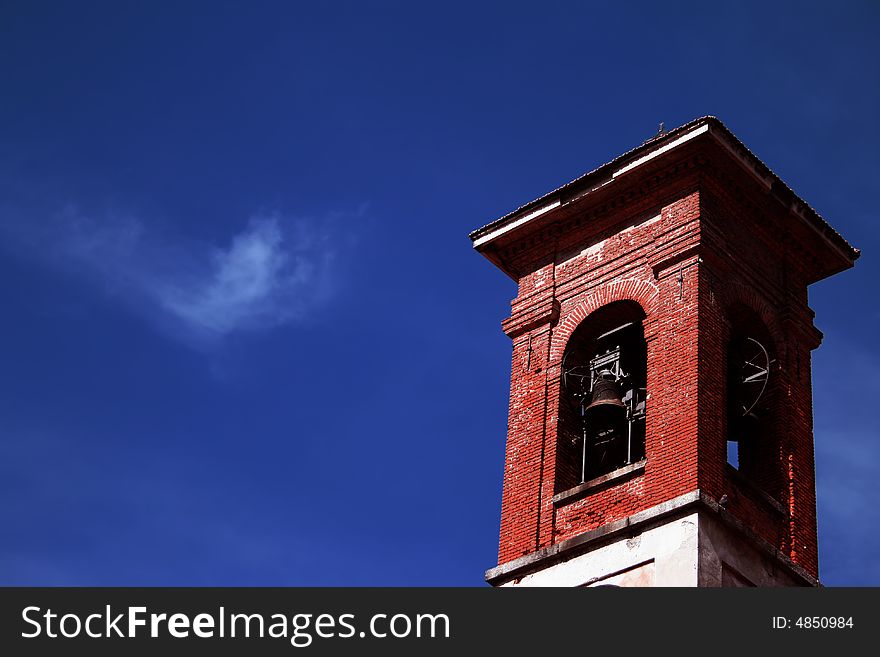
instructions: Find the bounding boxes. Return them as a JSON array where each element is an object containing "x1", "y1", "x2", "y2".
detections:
[{"x1": 583, "y1": 375, "x2": 627, "y2": 419}]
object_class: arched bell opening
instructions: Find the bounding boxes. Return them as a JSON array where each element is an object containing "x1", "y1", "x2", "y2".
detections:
[
  {"x1": 556, "y1": 301, "x2": 647, "y2": 492},
  {"x1": 725, "y1": 303, "x2": 781, "y2": 498}
]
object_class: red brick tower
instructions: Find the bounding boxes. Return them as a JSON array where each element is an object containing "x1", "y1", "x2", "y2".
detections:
[{"x1": 471, "y1": 117, "x2": 858, "y2": 586}]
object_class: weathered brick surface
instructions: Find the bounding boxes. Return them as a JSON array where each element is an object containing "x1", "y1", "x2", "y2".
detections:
[{"x1": 481, "y1": 135, "x2": 849, "y2": 579}]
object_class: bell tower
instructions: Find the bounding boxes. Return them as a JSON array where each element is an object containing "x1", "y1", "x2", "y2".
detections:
[{"x1": 471, "y1": 117, "x2": 859, "y2": 587}]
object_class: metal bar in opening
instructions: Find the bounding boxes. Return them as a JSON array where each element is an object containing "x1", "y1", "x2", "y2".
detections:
[
  {"x1": 581, "y1": 425, "x2": 587, "y2": 483},
  {"x1": 627, "y1": 418, "x2": 632, "y2": 465},
  {"x1": 596, "y1": 322, "x2": 634, "y2": 342}
]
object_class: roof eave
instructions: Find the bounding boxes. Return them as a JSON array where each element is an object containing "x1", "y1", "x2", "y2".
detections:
[{"x1": 470, "y1": 117, "x2": 859, "y2": 274}]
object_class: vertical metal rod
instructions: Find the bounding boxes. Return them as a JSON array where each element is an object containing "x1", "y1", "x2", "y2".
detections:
[
  {"x1": 526, "y1": 334, "x2": 532, "y2": 371},
  {"x1": 626, "y1": 417, "x2": 632, "y2": 465},
  {"x1": 581, "y1": 423, "x2": 587, "y2": 483}
]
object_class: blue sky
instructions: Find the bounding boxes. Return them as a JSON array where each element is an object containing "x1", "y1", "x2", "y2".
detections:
[{"x1": 0, "y1": 1, "x2": 877, "y2": 585}]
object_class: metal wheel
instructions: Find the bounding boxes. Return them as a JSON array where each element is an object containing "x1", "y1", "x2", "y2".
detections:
[{"x1": 736, "y1": 336, "x2": 771, "y2": 416}]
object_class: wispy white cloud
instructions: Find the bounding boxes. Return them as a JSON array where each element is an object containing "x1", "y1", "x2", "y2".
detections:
[
  {"x1": 156, "y1": 217, "x2": 323, "y2": 335},
  {"x1": 2, "y1": 204, "x2": 342, "y2": 343}
]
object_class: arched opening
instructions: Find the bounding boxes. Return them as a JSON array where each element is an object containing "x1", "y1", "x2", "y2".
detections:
[
  {"x1": 725, "y1": 303, "x2": 780, "y2": 497},
  {"x1": 557, "y1": 301, "x2": 647, "y2": 491}
]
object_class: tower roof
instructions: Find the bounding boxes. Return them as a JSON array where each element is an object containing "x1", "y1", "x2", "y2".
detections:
[{"x1": 470, "y1": 116, "x2": 859, "y2": 281}]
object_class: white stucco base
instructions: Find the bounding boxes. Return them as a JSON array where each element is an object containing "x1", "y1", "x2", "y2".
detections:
[{"x1": 696, "y1": 512, "x2": 802, "y2": 587}]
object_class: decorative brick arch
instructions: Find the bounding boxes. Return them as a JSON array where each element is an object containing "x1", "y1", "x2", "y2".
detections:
[
  {"x1": 550, "y1": 278, "x2": 659, "y2": 363},
  {"x1": 716, "y1": 281, "x2": 784, "y2": 347}
]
